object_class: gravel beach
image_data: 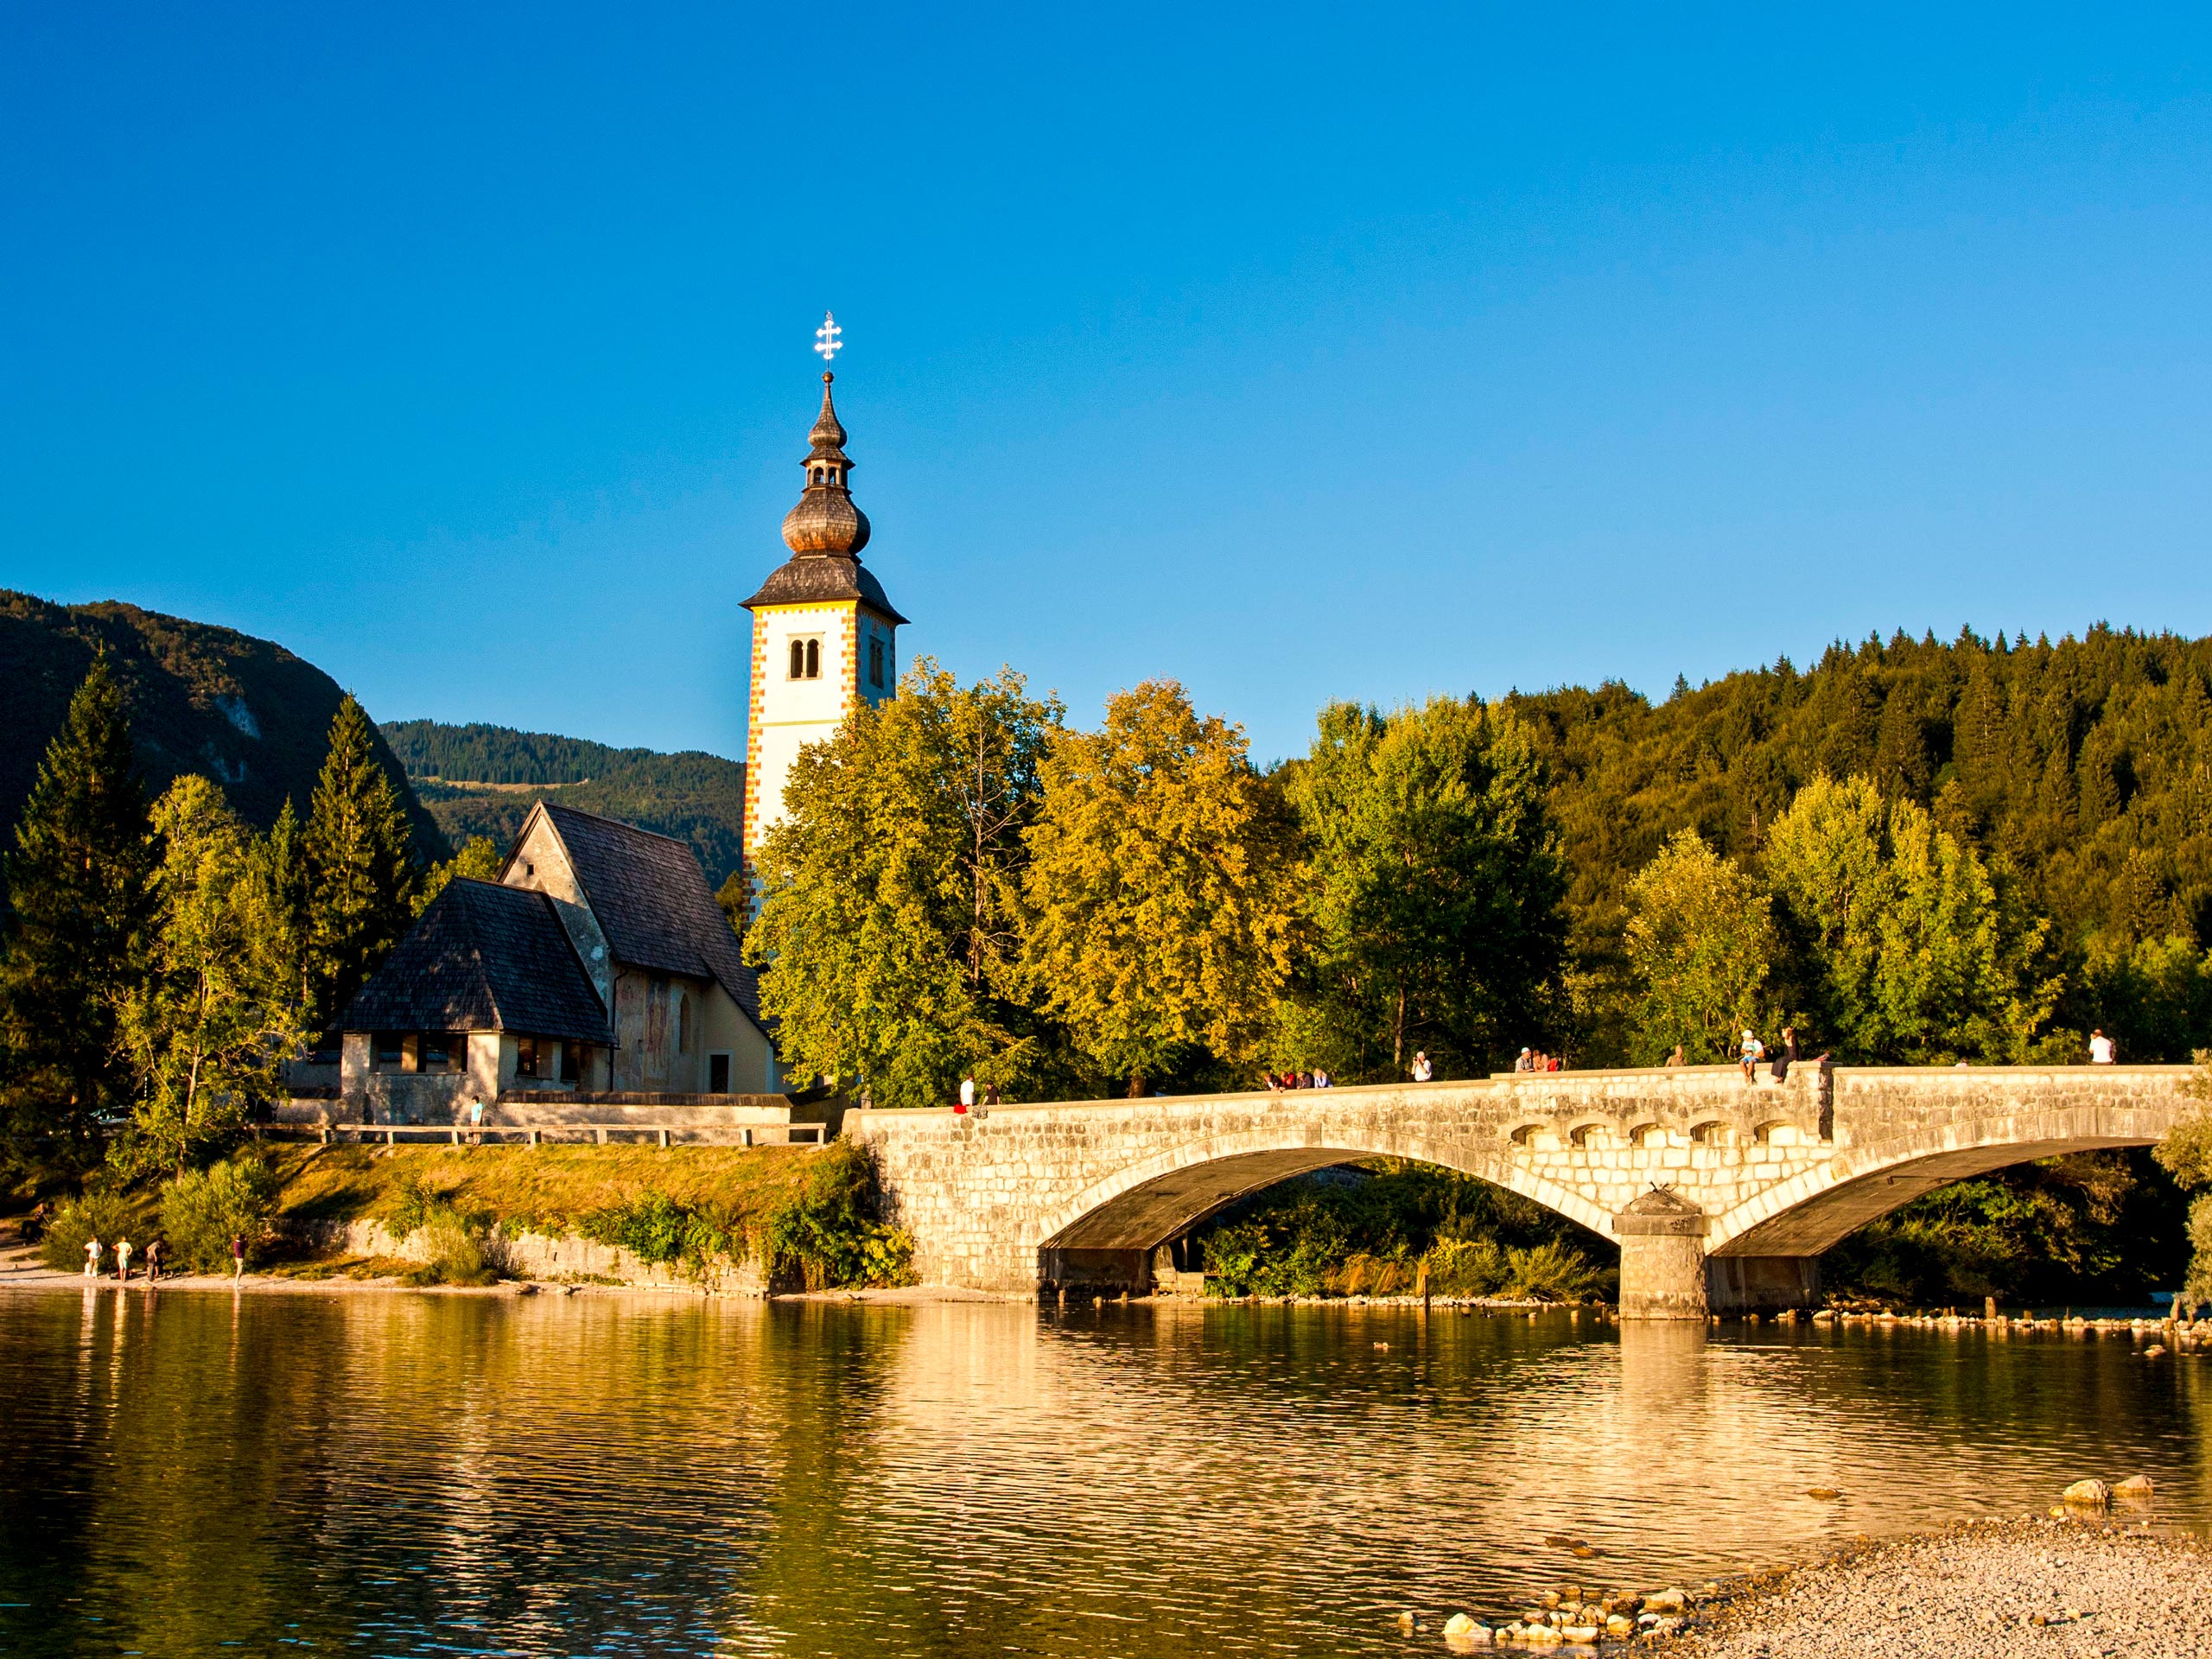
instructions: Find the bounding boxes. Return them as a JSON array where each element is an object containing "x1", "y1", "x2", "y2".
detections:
[{"x1": 1675, "y1": 1517, "x2": 2212, "y2": 1658}]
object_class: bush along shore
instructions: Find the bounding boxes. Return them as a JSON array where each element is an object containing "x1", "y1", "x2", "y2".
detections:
[
  {"x1": 1406, "y1": 1483, "x2": 2207, "y2": 1653},
  {"x1": 12, "y1": 1141, "x2": 916, "y2": 1295}
]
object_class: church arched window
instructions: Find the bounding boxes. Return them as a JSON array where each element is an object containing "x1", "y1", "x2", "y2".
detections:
[
  {"x1": 789, "y1": 639, "x2": 805, "y2": 679},
  {"x1": 804, "y1": 639, "x2": 820, "y2": 678}
]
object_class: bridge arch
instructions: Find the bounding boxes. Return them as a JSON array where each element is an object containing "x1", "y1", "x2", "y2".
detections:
[
  {"x1": 1034, "y1": 1127, "x2": 1617, "y2": 1268},
  {"x1": 1710, "y1": 1101, "x2": 2188, "y2": 1256}
]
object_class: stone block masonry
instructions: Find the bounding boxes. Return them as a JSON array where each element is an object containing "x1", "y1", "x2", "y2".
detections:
[{"x1": 850, "y1": 1064, "x2": 2199, "y2": 1319}]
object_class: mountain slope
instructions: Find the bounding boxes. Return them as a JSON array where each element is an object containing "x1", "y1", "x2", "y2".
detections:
[
  {"x1": 0, "y1": 591, "x2": 442, "y2": 859},
  {"x1": 381, "y1": 719, "x2": 746, "y2": 886}
]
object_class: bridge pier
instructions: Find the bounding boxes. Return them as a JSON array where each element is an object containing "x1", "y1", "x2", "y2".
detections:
[{"x1": 1613, "y1": 1189, "x2": 1709, "y2": 1320}]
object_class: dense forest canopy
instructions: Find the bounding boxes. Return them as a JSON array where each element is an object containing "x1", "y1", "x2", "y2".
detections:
[
  {"x1": 1505, "y1": 625, "x2": 2212, "y2": 1063},
  {"x1": 381, "y1": 720, "x2": 747, "y2": 886}
]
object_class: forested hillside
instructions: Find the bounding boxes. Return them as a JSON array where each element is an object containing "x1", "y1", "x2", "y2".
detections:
[
  {"x1": 381, "y1": 720, "x2": 747, "y2": 885},
  {"x1": 0, "y1": 592, "x2": 442, "y2": 861},
  {"x1": 1506, "y1": 625, "x2": 2212, "y2": 1063}
]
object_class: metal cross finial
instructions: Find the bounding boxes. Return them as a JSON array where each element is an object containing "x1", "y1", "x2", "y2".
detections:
[{"x1": 813, "y1": 310, "x2": 843, "y2": 367}]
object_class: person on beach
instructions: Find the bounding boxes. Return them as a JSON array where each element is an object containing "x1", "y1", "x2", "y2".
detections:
[
  {"x1": 84, "y1": 1236, "x2": 102, "y2": 1279},
  {"x1": 145, "y1": 1237, "x2": 161, "y2": 1283},
  {"x1": 2089, "y1": 1028, "x2": 2115, "y2": 1064},
  {"x1": 1410, "y1": 1052, "x2": 1433, "y2": 1083},
  {"x1": 115, "y1": 1237, "x2": 131, "y2": 1282},
  {"x1": 230, "y1": 1235, "x2": 245, "y2": 1281},
  {"x1": 1664, "y1": 1044, "x2": 1686, "y2": 1068},
  {"x1": 1771, "y1": 1027, "x2": 1798, "y2": 1084},
  {"x1": 1739, "y1": 1029, "x2": 1764, "y2": 1081}
]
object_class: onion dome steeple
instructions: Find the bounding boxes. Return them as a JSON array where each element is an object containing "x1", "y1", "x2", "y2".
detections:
[
  {"x1": 779, "y1": 372, "x2": 872, "y2": 556},
  {"x1": 743, "y1": 313, "x2": 908, "y2": 624}
]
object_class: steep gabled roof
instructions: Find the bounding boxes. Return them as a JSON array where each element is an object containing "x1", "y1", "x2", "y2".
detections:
[
  {"x1": 536, "y1": 802, "x2": 766, "y2": 1027},
  {"x1": 340, "y1": 879, "x2": 611, "y2": 1044}
]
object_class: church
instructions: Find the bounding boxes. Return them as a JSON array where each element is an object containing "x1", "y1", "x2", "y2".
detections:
[{"x1": 333, "y1": 342, "x2": 900, "y2": 1116}]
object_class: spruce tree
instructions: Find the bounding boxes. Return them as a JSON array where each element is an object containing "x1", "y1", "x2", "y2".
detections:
[
  {"x1": 303, "y1": 696, "x2": 416, "y2": 1030},
  {"x1": 0, "y1": 653, "x2": 154, "y2": 1176}
]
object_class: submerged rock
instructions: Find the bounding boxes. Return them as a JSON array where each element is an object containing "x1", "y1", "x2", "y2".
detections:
[{"x1": 2062, "y1": 1478, "x2": 2111, "y2": 1505}]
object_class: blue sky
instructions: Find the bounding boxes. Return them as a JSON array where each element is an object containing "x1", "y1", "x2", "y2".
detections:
[{"x1": 5, "y1": 5, "x2": 2211, "y2": 765}]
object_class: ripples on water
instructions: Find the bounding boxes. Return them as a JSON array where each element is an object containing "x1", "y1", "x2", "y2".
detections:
[{"x1": 0, "y1": 1287, "x2": 2205, "y2": 1656}]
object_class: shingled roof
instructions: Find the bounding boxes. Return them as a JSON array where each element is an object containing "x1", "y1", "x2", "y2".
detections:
[
  {"x1": 537, "y1": 803, "x2": 766, "y2": 1027},
  {"x1": 340, "y1": 879, "x2": 610, "y2": 1044},
  {"x1": 741, "y1": 551, "x2": 908, "y2": 624}
]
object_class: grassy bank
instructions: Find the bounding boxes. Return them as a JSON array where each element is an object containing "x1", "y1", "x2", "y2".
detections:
[
  {"x1": 23, "y1": 1141, "x2": 915, "y2": 1291},
  {"x1": 266, "y1": 1141, "x2": 823, "y2": 1236}
]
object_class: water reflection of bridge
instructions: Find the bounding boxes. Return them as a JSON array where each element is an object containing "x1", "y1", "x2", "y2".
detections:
[{"x1": 855, "y1": 1064, "x2": 2197, "y2": 1316}]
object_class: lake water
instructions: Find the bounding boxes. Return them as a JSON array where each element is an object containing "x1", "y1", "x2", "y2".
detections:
[{"x1": 1, "y1": 1287, "x2": 2206, "y2": 1657}]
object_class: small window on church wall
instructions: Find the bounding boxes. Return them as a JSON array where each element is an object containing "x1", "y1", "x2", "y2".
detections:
[
  {"x1": 804, "y1": 638, "x2": 820, "y2": 678},
  {"x1": 868, "y1": 638, "x2": 886, "y2": 690}
]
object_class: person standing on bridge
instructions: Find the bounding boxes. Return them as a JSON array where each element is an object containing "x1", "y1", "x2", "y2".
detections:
[
  {"x1": 1771, "y1": 1027, "x2": 1798, "y2": 1084},
  {"x1": 1411, "y1": 1052, "x2": 1433, "y2": 1083},
  {"x1": 957, "y1": 1073, "x2": 976, "y2": 1113},
  {"x1": 1664, "y1": 1045, "x2": 1686, "y2": 1068},
  {"x1": 2089, "y1": 1029, "x2": 2116, "y2": 1064}
]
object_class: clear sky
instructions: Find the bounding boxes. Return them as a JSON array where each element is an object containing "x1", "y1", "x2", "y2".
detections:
[{"x1": 5, "y1": 6, "x2": 2211, "y2": 765}]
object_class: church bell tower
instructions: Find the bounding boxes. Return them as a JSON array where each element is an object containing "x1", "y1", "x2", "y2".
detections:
[{"x1": 741, "y1": 315, "x2": 907, "y2": 897}]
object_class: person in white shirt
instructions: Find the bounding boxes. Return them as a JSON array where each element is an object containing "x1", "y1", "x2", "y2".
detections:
[
  {"x1": 2088, "y1": 1030, "x2": 2115, "y2": 1064},
  {"x1": 1739, "y1": 1030, "x2": 1765, "y2": 1082},
  {"x1": 1410, "y1": 1052, "x2": 1433, "y2": 1083},
  {"x1": 957, "y1": 1073, "x2": 976, "y2": 1111}
]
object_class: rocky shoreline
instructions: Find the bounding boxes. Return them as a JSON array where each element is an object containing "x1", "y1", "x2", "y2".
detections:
[{"x1": 1413, "y1": 1509, "x2": 2210, "y2": 1655}]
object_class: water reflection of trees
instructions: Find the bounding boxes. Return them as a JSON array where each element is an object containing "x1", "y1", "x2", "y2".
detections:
[{"x1": 3, "y1": 1291, "x2": 2205, "y2": 1659}]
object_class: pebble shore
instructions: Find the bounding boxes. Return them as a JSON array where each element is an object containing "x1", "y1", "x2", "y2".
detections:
[
  {"x1": 1416, "y1": 1514, "x2": 2212, "y2": 1656},
  {"x1": 1675, "y1": 1517, "x2": 2212, "y2": 1659}
]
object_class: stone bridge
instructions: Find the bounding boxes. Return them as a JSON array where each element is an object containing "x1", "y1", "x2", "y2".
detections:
[{"x1": 850, "y1": 1063, "x2": 2201, "y2": 1317}]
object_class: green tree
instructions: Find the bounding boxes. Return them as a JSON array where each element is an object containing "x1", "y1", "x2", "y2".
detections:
[
  {"x1": 1023, "y1": 680, "x2": 1303, "y2": 1094},
  {"x1": 1872, "y1": 798, "x2": 2059, "y2": 1061},
  {"x1": 715, "y1": 870, "x2": 750, "y2": 936},
  {"x1": 1624, "y1": 829, "x2": 1777, "y2": 1063},
  {"x1": 415, "y1": 834, "x2": 503, "y2": 913},
  {"x1": 0, "y1": 654, "x2": 153, "y2": 1176},
  {"x1": 114, "y1": 776, "x2": 308, "y2": 1177},
  {"x1": 256, "y1": 798, "x2": 311, "y2": 1013},
  {"x1": 1764, "y1": 776, "x2": 2063, "y2": 1061},
  {"x1": 2154, "y1": 1058, "x2": 2212, "y2": 1316},
  {"x1": 1284, "y1": 696, "x2": 1566, "y2": 1078},
  {"x1": 303, "y1": 696, "x2": 416, "y2": 1028},
  {"x1": 747, "y1": 661, "x2": 1064, "y2": 1108},
  {"x1": 1762, "y1": 773, "x2": 1889, "y2": 1047}
]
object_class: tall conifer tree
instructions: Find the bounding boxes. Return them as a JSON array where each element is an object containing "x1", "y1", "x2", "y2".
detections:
[
  {"x1": 0, "y1": 653, "x2": 153, "y2": 1175},
  {"x1": 302, "y1": 696, "x2": 416, "y2": 1029}
]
